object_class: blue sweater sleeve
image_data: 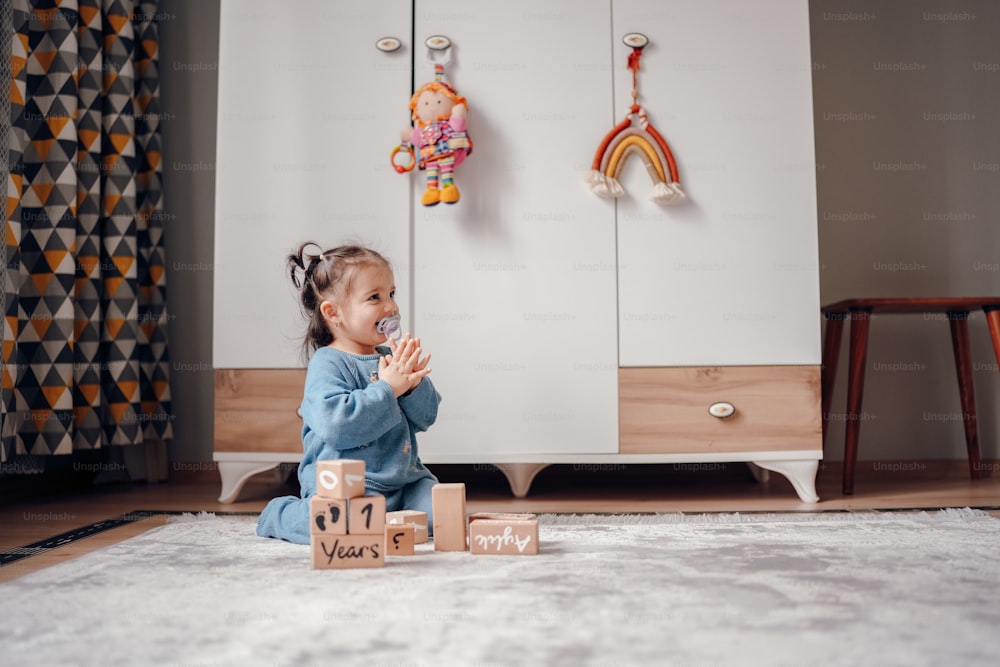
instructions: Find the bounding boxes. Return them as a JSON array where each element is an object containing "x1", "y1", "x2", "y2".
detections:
[
  {"x1": 300, "y1": 356, "x2": 402, "y2": 450},
  {"x1": 398, "y1": 377, "x2": 441, "y2": 433}
]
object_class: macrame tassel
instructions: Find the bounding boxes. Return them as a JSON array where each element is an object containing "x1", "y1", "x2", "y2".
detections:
[
  {"x1": 649, "y1": 181, "x2": 685, "y2": 204},
  {"x1": 603, "y1": 177, "x2": 624, "y2": 198},
  {"x1": 586, "y1": 169, "x2": 614, "y2": 198}
]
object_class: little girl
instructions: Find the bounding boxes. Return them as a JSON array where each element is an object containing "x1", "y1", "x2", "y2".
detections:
[{"x1": 256, "y1": 242, "x2": 440, "y2": 544}]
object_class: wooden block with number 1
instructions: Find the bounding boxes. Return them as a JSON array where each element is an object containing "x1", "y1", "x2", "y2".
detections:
[{"x1": 349, "y1": 494, "x2": 386, "y2": 535}]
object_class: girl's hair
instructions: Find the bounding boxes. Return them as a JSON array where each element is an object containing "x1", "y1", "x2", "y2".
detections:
[
  {"x1": 409, "y1": 81, "x2": 467, "y2": 126},
  {"x1": 288, "y1": 242, "x2": 392, "y2": 354}
]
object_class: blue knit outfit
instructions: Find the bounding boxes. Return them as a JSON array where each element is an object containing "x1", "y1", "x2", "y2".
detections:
[{"x1": 256, "y1": 345, "x2": 440, "y2": 544}]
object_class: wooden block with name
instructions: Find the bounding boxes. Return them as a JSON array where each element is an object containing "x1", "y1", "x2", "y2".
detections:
[
  {"x1": 385, "y1": 523, "x2": 415, "y2": 556},
  {"x1": 385, "y1": 510, "x2": 429, "y2": 544},
  {"x1": 315, "y1": 459, "x2": 366, "y2": 500},
  {"x1": 468, "y1": 513, "x2": 539, "y2": 555},
  {"x1": 432, "y1": 483, "x2": 467, "y2": 551},
  {"x1": 310, "y1": 533, "x2": 385, "y2": 569},
  {"x1": 348, "y1": 494, "x2": 386, "y2": 535},
  {"x1": 309, "y1": 496, "x2": 348, "y2": 535}
]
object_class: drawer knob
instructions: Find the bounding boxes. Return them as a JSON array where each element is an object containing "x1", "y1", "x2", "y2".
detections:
[
  {"x1": 376, "y1": 37, "x2": 402, "y2": 52},
  {"x1": 708, "y1": 402, "x2": 735, "y2": 419}
]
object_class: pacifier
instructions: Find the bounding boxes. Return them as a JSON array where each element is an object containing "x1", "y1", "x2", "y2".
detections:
[{"x1": 376, "y1": 315, "x2": 402, "y2": 341}]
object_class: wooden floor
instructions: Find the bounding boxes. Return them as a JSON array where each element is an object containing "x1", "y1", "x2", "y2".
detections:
[{"x1": 2, "y1": 459, "x2": 998, "y2": 583}]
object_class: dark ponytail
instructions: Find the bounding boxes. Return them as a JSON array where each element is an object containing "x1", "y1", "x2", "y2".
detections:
[{"x1": 288, "y1": 241, "x2": 392, "y2": 356}]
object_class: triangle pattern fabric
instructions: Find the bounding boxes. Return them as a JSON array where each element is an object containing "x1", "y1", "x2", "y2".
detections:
[{"x1": 4, "y1": 0, "x2": 172, "y2": 460}]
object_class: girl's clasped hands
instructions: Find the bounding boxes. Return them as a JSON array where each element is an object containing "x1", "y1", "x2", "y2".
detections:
[{"x1": 379, "y1": 334, "x2": 432, "y2": 397}]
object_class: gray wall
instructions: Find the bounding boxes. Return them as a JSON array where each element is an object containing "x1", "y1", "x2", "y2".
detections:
[
  {"x1": 159, "y1": 0, "x2": 999, "y2": 466},
  {"x1": 159, "y1": 0, "x2": 220, "y2": 465},
  {"x1": 812, "y1": 0, "x2": 1000, "y2": 463}
]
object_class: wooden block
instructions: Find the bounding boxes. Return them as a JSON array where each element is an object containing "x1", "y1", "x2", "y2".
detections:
[
  {"x1": 315, "y1": 459, "x2": 366, "y2": 499},
  {"x1": 385, "y1": 523, "x2": 415, "y2": 556},
  {"x1": 468, "y1": 514, "x2": 539, "y2": 555},
  {"x1": 385, "y1": 510, "x2": 429, "y2": 544},
  {"x1": 431, "y1": 483, "x2": 467, "y2": 551},
  {"x1": 309, "y1": 497, "x2": 348, "y2": 535},
  {"x1": 310, "y1": 533, "x2": 385, "y2": 569},
  {"x1": 348, "y1": 494, "x2": 386, "y2": 535},
  {"x1": 468, "y1": 512, "x2": 537, "y2": 522}
]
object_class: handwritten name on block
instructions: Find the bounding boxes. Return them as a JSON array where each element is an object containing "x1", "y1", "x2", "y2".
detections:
[
  {"x1": 310, "y1": 497, "x2": 348, "y2": 535},
  {"x1": 385, "y1": 510, "x2": 428, "y2": 544},
  {"x1": 468, "y1": 514, "x2": 539, "y2": 555},
  {"x1": 432, "y1": 483, "x2": 467, "y2": 552},
  {"x1": 385, "y1": 523, "x2": 415, "y2": 556},
  {"x1": 310, "y1": 533, "x2": 385, "y2": 569},
  {"x1": 315, "y1": 460, "x2": 366, "y2": 500},
  {"x1": 348, "y1": 494, "x2": 386, "y2": 535}
]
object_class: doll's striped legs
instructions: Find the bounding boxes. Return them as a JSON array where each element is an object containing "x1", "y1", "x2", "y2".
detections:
[
  {"x1": 421, "y1": 156, "x2": 460, "y2": 206},
  {"x1": 422, "y1": 164, "x2": 441, "y2": 206},
  {"x1": 439, "y1": 155, "x2": 459, "y2": 204}
]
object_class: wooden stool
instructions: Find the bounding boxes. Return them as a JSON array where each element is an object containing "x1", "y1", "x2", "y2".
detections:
[{"x1": 821, "y1": 298, "x2": 1000, "y2": 495}]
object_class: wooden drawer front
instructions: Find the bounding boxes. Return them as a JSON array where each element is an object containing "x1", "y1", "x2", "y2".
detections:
[
  {"x1": 214, "y1": 369, "x2": 305, "y2": 454},
  {"x1": 619, "y1": 366, "x2": 821, "y2": 455}
]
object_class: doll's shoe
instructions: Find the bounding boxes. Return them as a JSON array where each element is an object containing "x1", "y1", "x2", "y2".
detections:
[
  {"x1": 440, "y1": 184, "x2": 460, "y2": 204},
  {"x1": 421, "y1": 188, "x2": 441, "y2": 206}
]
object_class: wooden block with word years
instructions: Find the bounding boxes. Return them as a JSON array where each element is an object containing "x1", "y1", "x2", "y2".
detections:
[
  {"x1": 385, "y1": 522, "x2": 415, "y2": 556},
  {"x1": 310, "y1": 533, "x2": 385, "y2": 569},
  {"x1": 315, "y1": 459, "x2": 366, "y2": 500},
  {"x1": 385, "y1": 509, "x2": 429, "y2": 544},
  {"x1": 468, "y1": 513, "x2": 539, "y2": 555},
  {"x1": 310, "y1": 496, "x2": 348, "y2": 535},
  {"x1": 431, "y1": 483, "x2": 467, "y2": 551},
  {"x1": 348, "y1": 494, "x2": 386, "y2": 535}
]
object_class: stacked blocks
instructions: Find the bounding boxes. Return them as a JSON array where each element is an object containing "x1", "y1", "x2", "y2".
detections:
[
  {"x1": 309, "y1": 474, "x2": 540, "y2": 563},
  {"x1": 468, "y1": 512, "x2": 539, "y2": 555},
  {"x1": 310, "y1": 460, "x2": 386, "y2": 569},
  {"x1": 430, "y1": 484, "x2": 539, "y2": 555}
]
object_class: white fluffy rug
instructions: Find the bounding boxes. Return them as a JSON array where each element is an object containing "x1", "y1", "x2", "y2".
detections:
[{"x1": 2, "y1": 510, "x2": 1000, "y2": 666}]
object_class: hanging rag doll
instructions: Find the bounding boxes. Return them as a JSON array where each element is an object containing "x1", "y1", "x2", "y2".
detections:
[{"x1": 395, "y1": 64, "x2": 472, "y2": 206}]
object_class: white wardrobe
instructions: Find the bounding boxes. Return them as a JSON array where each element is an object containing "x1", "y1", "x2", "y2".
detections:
[{"x1": 213, "y1": 0, "x2": 823, "y2": 502}]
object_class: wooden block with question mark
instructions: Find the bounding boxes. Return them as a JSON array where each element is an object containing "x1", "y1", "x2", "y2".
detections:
[
  {"x1": 385, "y1": 522, "x2": 415, "y2": 556},
  {"x1": 385, "y1": 509, "x2": 428, "y2": 544}
]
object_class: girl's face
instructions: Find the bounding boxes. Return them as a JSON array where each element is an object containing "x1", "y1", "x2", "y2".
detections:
[
  {"x1": 323, "y1": 264, "x2": 398, "y2": 355},
  {"x1": 414, "y1": 88, "x2": 454, "y2": 124}
]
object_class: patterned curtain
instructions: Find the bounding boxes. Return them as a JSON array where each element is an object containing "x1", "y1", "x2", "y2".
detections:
[{"x1": 2, "y1": 0, "x2": 171, "y2": 462}]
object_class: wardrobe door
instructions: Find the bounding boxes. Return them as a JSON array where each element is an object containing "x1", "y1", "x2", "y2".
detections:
[
  {"x1": 613, "y1": 0, "x2": 821, "y2": 368},
  {"x1": 412, "y1": 0, "x2": 620, "y2": 456},
  {"x1": 213, "y1": 0, "x2": 413, "y2": 368}
]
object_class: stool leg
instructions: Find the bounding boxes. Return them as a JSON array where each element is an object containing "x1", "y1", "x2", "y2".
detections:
[
  {"x1": 948, "y1": 311, "x2": 982, "y2": 480},
  {"x1": 985, "y1": 306, "x2": 1000, "y2": 367},
  {"x1": 821, "y1": 313, "x2": 846, "y2": 446},
  {"x1": 843, "y1": 309, "x2": 872, "y2": 495}
]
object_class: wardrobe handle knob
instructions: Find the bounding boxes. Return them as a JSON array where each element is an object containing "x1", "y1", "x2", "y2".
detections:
[
  {"x1": 709, "y1": 402, "x2": 735, "y2": 419},
  {"x1": 376, "y1": 37, "x2": 402, "y2": 52}
]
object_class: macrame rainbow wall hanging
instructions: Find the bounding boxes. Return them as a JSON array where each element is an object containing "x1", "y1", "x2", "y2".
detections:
[{"x1": 587, "y1": 33, "x2": 684, "y2": 204}]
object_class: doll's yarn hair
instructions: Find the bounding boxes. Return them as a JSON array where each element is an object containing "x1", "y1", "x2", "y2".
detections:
[
  {"x1": 409, "y1": 81, "x2": 467, "y2": 126},
  {"x1": 288, "y1": 241, "x2": 392, "y2": 355}
]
